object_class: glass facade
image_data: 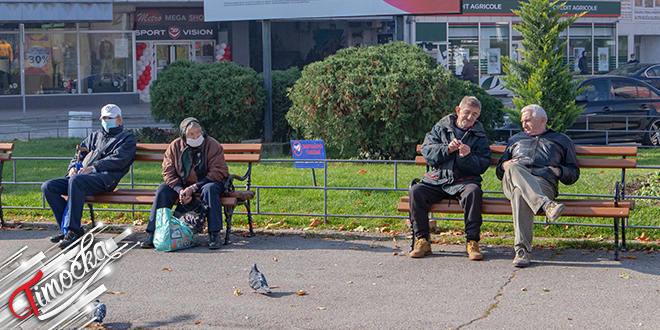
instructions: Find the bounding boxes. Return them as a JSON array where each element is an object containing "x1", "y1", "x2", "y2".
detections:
[{"x1": 0, "y1": 30, "x2": 20, "y2": 95}]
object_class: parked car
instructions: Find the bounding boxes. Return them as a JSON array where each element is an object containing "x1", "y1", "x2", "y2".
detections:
[
  {"x1": 496, "y1": 76, "x2": 660, "y2": 146},
  {"x1": 69, "y1": 72, "x2": 133, "y2": 93},
  {"x1": 609, "y1": 63, "x2": 660, "y2": 90}
]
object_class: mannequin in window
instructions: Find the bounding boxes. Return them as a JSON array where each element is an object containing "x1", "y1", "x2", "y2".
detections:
[
  {"x1": 98, "y1": 38, "x2": 114, "y2": 73},
  {"x1": 0, "y1": 40, "x2": 13, "y2": 91}
]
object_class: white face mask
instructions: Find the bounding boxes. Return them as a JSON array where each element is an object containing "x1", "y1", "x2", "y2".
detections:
[{"x1": 187, "y1": 136, "x2": 204, "y2": 147}]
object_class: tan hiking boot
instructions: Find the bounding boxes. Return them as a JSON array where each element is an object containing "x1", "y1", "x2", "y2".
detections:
[
  {"x1": 467, "y1": 240, "x2": 483, "y2": 260},
  {"x1": 543, "y1": 200, "x2": 565, "y2": 222},
  {"x1": 410, "y1": 237, "x2": 432, "y2": 258}
]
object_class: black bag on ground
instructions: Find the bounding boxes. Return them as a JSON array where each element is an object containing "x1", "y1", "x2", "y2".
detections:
[{"x1": 173, "y1": 198, "x2": 209, "y2": 233}]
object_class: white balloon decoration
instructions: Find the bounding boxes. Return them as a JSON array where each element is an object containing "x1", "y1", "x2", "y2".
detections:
[{"x1": 220, "y1": 43, "x2": 227, "y2": 49}]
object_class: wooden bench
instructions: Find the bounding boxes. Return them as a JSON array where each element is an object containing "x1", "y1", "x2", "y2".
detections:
[
  {"x1": 398, "y1": 144, "x2": 637, "y2": 260},
  {"x1": 83, "y1": 143, "x2": 262, "y2": 245},
  {"x1": 0, "y1": 143, "x2": 14, "y2": 228}
]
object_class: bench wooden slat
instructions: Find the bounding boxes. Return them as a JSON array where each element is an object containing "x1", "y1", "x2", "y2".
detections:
[
  {"x1": 415, "y1": 156, "x2": 637, "y2": 169},
  {"x1": 136, "y1": 143, "x2": 263, "y2": 154},
  {"x1": 399, "y1": 196, "x2": 634, "y2": 210},
  {"x1": 0, "y1": 153, "x2": 10, "y2": 161},
  {"x1": 85, "y1": 192, "x2": 237, "y2": 207},
  {"x1": 417, "y1": 144, "x2": 637, "y2": 158},
  {"x1": 0, "y1": 143, "x2": 14, "y2": 152},
  {"x1": 397, "y1": 202, "x2": 630, "y2": 218},
  {"x1": 135, "y1": 153, "x2": 261, "y2": 163}
]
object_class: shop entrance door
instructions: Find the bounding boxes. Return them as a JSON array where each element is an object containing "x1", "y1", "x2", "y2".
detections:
[{"x1": 154, "y1": 42, "x2": 192, "y2": 78}]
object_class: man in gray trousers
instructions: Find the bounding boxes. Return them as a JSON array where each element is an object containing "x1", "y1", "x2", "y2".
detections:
[{"x1": 496, "y1": 104, "x2": 580, "y2": 267}]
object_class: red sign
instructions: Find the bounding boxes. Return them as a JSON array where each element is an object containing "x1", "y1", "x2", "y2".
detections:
[
  {"x1": 168, "y1": 26, "x2": 181, "y2": 39},
  {"x1": 136, "y1": 11, "x2": 163, "y2": 24}
]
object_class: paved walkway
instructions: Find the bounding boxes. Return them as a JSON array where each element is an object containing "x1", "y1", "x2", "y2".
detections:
[{"x1": 0, "y1": 226, "x2": 658, "y2": 329}]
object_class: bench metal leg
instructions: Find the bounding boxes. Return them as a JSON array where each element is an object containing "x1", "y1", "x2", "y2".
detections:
[
  {"x1": 245, "y1": 201, "x2": 254, "y2": 237},
  {"x1": 613, "y1": 217, "x2": 620, "y2": 261},
  {"x1": 88, "y1": 204, "x2": 95, "y2": 224},
  {"x1": 223, "y1": 206, "x2": 235, "y2": 245},
  {"x1": 0, "y1": 186, "x2": 5, "y2": 228},
  {"x1": 621, "y1": 218, "x2": 627, "y2": 251}
]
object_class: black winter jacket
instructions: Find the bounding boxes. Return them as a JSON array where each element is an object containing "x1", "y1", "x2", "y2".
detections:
[
  {"x1": 420, "y1": 114, "x2": 492, "y2": 195},
  {"x1": 495, "y1": 129, "x2": 580, "y2": 197},
  {"x1": 68, "y1": 126, "x2": 137, "y2": 191}
]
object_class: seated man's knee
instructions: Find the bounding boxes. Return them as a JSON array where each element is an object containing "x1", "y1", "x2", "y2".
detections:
[
  {"x1": 463, "y1": 184, "x2": 482, "y2": 198},
  {"x1": 409, "y1": 183, "x2": 425, "y2": 200}
]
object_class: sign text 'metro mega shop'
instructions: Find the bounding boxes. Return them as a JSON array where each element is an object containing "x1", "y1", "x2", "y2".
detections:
[{"x1": 135, "y1": 8, "x2": 217, "y2": 40}]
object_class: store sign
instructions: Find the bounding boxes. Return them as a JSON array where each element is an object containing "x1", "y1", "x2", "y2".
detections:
[
  {"x1": 135, "y1": 8, "x2": 216, "y2": 40},
  {"x1": 462, "y1": 0, "x2": 620, "y2": 16},
  {"x1": 204, "y1": 0, "x2": 461, "y2": 21}
]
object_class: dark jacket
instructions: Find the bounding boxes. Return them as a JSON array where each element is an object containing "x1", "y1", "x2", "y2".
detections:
[
  {"x1": 496, "y1": 129, "x2": 580, "y2": 197},
  {"x1": 579, "y1": 56, "x2": 589, "y2": 75},
  {"x1": 70, "y1": 125, "x2": 137, "y2": 190},
  {"x1": 420, "y1": 114, "x2": 492, "y2": 195},
  {"x1": 162, "y1": 136, "x2": 229, "y2": 191},
  {"x1": 461, "y1": 62, "x2": 475, "y2": 81}
]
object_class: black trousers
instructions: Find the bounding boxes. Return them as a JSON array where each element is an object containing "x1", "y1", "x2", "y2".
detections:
[{"x1": 408, "y1": 182, "x2": 483, "y2": 242}]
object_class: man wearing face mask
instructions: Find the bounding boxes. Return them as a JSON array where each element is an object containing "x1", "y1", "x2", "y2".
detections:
[
  {"x1": 141, "y1": 117, "x2": 229, "y2": 250},
  {"x1": 408, "y1": 96, "x2": 491, "y2": 260},
  {"x1": 42, "y1": 104, "x2": 136, "y2": 248}
]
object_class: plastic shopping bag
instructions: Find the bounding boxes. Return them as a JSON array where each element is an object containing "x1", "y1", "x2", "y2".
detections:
[{"x1": 154, "y1": 207, "x2": 199, "y2": 252}]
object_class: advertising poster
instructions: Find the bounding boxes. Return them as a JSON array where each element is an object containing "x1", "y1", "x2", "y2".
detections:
[
  {"x1": 25, "y1": 34, "x2": 53, "y2": 75},
  {"x1": 598, "y1": 47, "x2": 609, "y2": 72},
  {"x1": 487, "y1": 48, "x2": 501, "y2": 74},
  {"x1": 114, "y1": 38, "x2": 129, "y2": 58}
]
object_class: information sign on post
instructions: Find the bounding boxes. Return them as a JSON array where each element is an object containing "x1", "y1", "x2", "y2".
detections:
[{"x1": 291, "y1": 140, "x2": 326, "y2": 186}]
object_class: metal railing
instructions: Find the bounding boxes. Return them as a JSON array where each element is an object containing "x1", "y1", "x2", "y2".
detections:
[{"x1": 3, "y1": 156, "x2": 660, "y2": 231}]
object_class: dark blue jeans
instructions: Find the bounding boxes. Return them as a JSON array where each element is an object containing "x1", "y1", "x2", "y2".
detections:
[
  {"x1": 41, "y1": 174, "x2": 109, "y2": 232},
  {"x1": 146, "y1": 182, "x2": 224, "y2": 233}
]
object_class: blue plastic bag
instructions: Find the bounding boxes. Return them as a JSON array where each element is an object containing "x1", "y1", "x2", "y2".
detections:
[{"x1": 154, "y1": 208, "x2": 199, "y2": 252}]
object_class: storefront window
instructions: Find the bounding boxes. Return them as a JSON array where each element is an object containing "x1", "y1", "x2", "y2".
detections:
[
  {"x1": 80, "y1": 32, "x2": 134, "y2": 94},
  {"x1": 511, "y1": 26, "x2": 523, "y2": 62},
  {"x1": 195, "y1": 41, "x2": 215, "y2": 64},
  {"x1": 618, "y1": 36, "x2": 628, "y2": 68},
  {"x1": 594, "y1": 24, "x2": 616, "y2": 74},
  {"x1": 415, "y1": 22, "x2": 448, "y2": 67},
  {"x1": 24, "y1": 32, "x2": 77, "y2": 94},
  {"x1": 480, "y1": 23, "x2": 509, "y2": 76},
  {"x1": 559, "y1": 30, "x2": 568, "y2": 67},
  {"x1": 0, "y1": 32, "x2": 20, "y2": 95},
  {"x1": 569, "y1": 25, "x2": 592, "y2": 75},
  {"x1": 25, "y1": 23, "x2": 77, "y2": 31},
  {"x1": 448, "y1": 24, "x2": 478, "y2": 78}
]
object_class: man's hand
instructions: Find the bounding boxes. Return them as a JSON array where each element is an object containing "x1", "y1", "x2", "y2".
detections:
[
  {"x1": 68, "y1": 167, "x2": 77, "y2": 177},
  {"x1": 458, "y1": 144, "x2": 471, "y2": 157},
  {"x1": 448, "y1": 138, "x2": 463, "y2": 153},
  {"x1": 78, "y1": 166, "x2": 94, "y2": 175},
  {"x1": 502, "y1": 158, "x2": 520, "y2": 170},
  {"x1": 549, "y1": 166, "x2": 561, "y2": 177},
  {"x1": 179, "y1": 187, "x2": 193, "y2": 204}
]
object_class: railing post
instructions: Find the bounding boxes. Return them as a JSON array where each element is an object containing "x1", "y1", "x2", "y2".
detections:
[{"x1": 324, "y1": 159, "x2": 328, "y2": 224}]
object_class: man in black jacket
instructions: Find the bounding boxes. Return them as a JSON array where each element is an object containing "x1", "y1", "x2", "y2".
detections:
[
  {"x1": 42, "y1": 104, "x2": 136, "y2": 249},
  {"x1": 408, "y1": 96, "x2": 491, "y2": 260},
  {"x1": 496, "y1": 104, "x2": 580, "y2": 268}
]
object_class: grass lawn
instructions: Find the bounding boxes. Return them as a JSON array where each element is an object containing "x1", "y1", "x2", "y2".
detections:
[{"x1": 2, "y1": 138, "x2": 660, "y2": 249}]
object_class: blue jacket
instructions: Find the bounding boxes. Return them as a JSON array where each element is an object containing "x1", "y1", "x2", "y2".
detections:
[
  {"x1": 69, "y1": 126, "x2": 136, "y2": 190},
  {"x1": 420, "y1": 114, "x2": 492, "y2": 195}
]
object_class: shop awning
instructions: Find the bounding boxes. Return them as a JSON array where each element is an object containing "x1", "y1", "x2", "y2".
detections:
[{"x1": 0, "y1": 0, "x2": 113, "y2": 22}]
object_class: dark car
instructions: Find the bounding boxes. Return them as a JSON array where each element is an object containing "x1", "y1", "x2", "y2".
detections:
[
  {"x1": 609, "y1": 63, "x2": 660, "y2": 90},
  {"x1": 496, "y1": 76, "x2": 660, "y2": 146}
]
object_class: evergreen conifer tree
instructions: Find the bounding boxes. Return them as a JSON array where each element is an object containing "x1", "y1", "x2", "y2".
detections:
[{"x1": 501, "y1": 0, "x2": 587, "y2": 133}]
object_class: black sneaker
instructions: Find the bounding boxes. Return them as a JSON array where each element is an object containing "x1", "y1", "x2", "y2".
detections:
[
  {"x1": 49, "y1": 233, "x2": 65, "y2": 243},
  {"x1": 58, "y1": 230, "x2": 82, "y2": 249},
  {"x1": 208, "y1": 232, "x2": 221, "y2": 250},
  {"x1": 141, "y1": 232, "x2": 155, "y2": 249}
]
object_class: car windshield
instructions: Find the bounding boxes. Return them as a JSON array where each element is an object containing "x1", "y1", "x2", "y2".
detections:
[{"x1": 610, "y1": 63, "x2": 646, "y2": 75}]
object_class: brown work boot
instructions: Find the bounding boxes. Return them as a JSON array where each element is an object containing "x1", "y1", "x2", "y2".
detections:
[
  {"x1": 543, "y1": 200, "x2": 566, "y2": 222},
  {"x1": 410, "y1": 237, "x2": 432, "y2": 258},
  {"x1": 467, "y1": 240, "x2": 483, "y2": 260},
  {"x1": 512, "y1": 247, "x2": 531, "y2": 268}
]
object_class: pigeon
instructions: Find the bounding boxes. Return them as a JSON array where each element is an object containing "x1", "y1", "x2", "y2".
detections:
[
  {"x1": 248, "y1": 263, "x2": 271, "y2": 295},
  {"x1": 92, "y1": 299, "x2": 106, "y2": 323}
]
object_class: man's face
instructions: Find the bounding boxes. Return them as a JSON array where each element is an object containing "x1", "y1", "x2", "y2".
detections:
[
  {"x1": 101, "y1": 116, "x2": 122, "y2": 125},
  {"x1": 455, "y1": 105, "x2": 480, "y2": 130},
  {"x1": 521, "y1": 111, "x2": 546, "y2": 136}
]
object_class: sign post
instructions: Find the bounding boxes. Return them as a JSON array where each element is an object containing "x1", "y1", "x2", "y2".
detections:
[{"x1": 291, "y1": 140, "x2": 326, "y2": 187}]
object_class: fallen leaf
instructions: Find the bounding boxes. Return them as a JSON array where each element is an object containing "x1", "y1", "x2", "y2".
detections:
[
  {"x1": 623, "y1": 255, "x2": 637, "y2": 259},
  {"x1": 568, "y1": 318, "x2": 573, "y2": 321},
  {"x1": 392, "y1": 252, "x2": 398, "y2": 256},
  {"x1": 290, "y1": 304, "x2": 295, "y2": 307},
  {"x1": 366, "y1": 192, "x2": 371, "y2": 196},
  {"x1": 636, "y1": 232, "x2": 651, "y2": 242},
  {"x1": 273, "y1": 257, "x2": 278, "y2": 262},
  {"x1": 541, "y1": 288, "x2": 550, "y2": 292},
  {"x1": 309, "y1": 218, "x2": 323, "y2": 227},
  {"x1": 316, "y1": 307, "x2": 326, "y2": 310},
  {"x1": 581, "y1": 252, "x2": 589, "y2": 255},
  {"x1": 337, "y1": 224, "x2": 346, "y2": 231},
  {"x1": 233, "y1": 289, "x2": 242, "y2": 296},
  {"x1": 195, "y1": 321, "x2": 201, "y2": 324},
  {"x1": 358, "y1": 169, "x2": 366, "y2": 174},
  {"x1": 106, "y1": 291, "x2": 124, "y2": 295},
  {"x1": 619, "y1": 274, "x2": 633, "y2": 279},
  {"x1": 297, "y1": 290, "x2": 307, "y2": 295},
  {"x1": 318, "y1": 267, "x2": 325, "y2": 270},
  {"x1": 132, "y1": 219, "x2": 144, "y2": 226},
  {"x1": 394, "y1": 244, "x2": 400, "y2": 249},
  {"x1": 354, "y1": 201, "x2": 363, "y2": 206},
  {"x1": 521, "y1": 287, "x2": 527, "y2": 291},
  {"x1": 563, "y1": 225, "x2": 569, "y2": 230},
  {"x1": 600, "y1": 170, "x2": 605, "y2": 174},
  {"x1": 353, "y1": 226, "x2": 366, "y2": 232},
  {"x1": 162, "y1": 267, "x2": 172, "y2": 271},
  {"x1": 555, "y1": 252, "x2": 563, "y2": 255},
  {"x1": 347, "y1": 281, "x2": 353, "y2": 284},
  {"x1": 270, "y1": 286, "x2": 280, "y2": 289}
]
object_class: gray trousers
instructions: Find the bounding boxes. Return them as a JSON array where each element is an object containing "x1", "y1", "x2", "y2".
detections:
[{"x1": 502, "y1": 162, "x2": 555, "y2": 252}]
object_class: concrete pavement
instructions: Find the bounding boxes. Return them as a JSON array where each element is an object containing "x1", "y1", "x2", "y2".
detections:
[{"x1": 0, "y1": 227, "x2": 658, "y2": 329}]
